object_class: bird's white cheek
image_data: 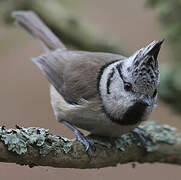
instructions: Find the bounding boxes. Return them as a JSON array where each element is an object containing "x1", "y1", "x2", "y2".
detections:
[{"x1": 110, "y1": 84, "x2": 134, "y2": 108}]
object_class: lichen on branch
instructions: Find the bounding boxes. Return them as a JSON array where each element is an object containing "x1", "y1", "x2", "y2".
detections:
[{"x1": 0, "y1": 121, "x2": 180, "y2": 169}]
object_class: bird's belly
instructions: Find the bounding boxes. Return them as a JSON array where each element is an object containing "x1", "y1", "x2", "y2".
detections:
[
  {"x1": 71, "y1": 113, "x2": 140, "y2": 137},
  {"x1": 50, "y1": 86, "x2": 141, "y2": 137}
]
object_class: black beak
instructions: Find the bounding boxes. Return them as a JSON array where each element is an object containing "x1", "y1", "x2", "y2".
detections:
[
  {"x1": 140, "y1": 97, "x2": 152, "y2": 106},
  {"x1": 144, "y1": 39, "x2": 164, "y2": 59}
]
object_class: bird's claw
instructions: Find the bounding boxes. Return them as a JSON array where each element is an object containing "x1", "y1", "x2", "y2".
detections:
[
  {"x1": 132, "y1": 128, "x2": 147, "y2": 148},
  {"x1": 61, "y1": 120, "x2": 95, "y2": 157},
  {"x1": 74, "y1": 130, "x2": 95, "y2": 157}
]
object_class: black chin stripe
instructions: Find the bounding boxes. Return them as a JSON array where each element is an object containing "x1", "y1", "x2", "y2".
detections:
[
  {"x1": 113, "y1": 102, "x2": 147, "y2": 125},
  {"x1": 118, "y1": 102, "x2": 147, "y2": 125},
  {"x1": 106, "y1": 68, "x2": 115, "y2": 94}
]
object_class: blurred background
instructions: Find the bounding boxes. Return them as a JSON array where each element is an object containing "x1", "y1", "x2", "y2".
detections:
[{"x1": 0, "y1": 0, "x2": 181, "y2": 179}]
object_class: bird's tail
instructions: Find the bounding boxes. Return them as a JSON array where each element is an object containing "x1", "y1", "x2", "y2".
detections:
[{"x1": 12, "y1": 11, "x2": 66, "y2": 51}]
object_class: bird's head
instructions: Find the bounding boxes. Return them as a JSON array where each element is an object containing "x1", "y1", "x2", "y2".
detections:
[{"x1": 98, "y1": 40, "x2": 163, "y2": 123}]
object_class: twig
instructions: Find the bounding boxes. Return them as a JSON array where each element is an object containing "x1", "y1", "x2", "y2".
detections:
[{"x1": 0, "y1": 0, "x2": 126, "y2": 54}]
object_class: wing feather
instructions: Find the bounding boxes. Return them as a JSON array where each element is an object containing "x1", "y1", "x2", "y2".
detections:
[{"x1": 32, "y1": 50, "x2": 125, "y2": 103}]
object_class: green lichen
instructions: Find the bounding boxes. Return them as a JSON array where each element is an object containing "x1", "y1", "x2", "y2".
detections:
[
  {"x1": 0, "y1": 126, "x2": 73, "y2": 155},
  {"x1": 0, "y1": 121, "x2": 177, "y2": 155},
  {"x1": 139, "y1": 121, "x2": 177, "y2": 152},
  {"x1": 88, "y1": 121, "x2": 177, "y2": 153},
  {"x1": 140, "y1": 121, "x2": 177, "y2": 143},
  {"x1": 39, "y1": 134, "x2": 73, "y2": 156}
]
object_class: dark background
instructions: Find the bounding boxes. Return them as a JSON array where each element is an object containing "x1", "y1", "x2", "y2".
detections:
[{"x1": 0, "y1": 0, "x2": 180, "y2": 179}]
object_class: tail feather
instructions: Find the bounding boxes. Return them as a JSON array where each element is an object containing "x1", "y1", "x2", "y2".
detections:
[{"x1": 12, "y1": 11, "x2": 66, "y2": 51}]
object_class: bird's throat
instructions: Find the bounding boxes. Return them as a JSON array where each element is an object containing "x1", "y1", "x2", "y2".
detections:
[{"x1": 108, "y1": 102, "x2": 148, "y2": 125}]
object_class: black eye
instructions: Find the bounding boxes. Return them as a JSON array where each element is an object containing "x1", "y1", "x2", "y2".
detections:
[
  {"x1": 124, "y1": 82, "x2": 132, "y2": 92},
  {"x1": 153, "y1": 89, "x2": 157, "y2": 97}
]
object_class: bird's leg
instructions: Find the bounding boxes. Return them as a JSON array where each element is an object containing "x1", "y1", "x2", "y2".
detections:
[
  {"x1": 60, "y1": 120, "x2": 94, "y2": 157},
  {"x1": 132, "y1": 127, "x2": 147, "y2": 148}
]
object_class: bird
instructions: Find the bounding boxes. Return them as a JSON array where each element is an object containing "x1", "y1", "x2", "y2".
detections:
[{"x1": 12, "y1": 11, "x2": 163, "y2": 155}]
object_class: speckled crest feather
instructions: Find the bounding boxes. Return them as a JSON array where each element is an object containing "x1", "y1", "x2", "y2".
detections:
[
  {"x1": 128, "y1": 40, "x2": 163, "y2": 94},
  {"x1": 132, "y1": 55, "x2": 159, "y2": 94}
]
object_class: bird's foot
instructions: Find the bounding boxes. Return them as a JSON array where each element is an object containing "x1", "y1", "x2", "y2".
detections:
[
  {"x1": 132, "y1": 128, "x2": 147, "y2": 149},
  {"x1": 74, "y1": 129, "x2": 95, "y2": 157},
  {"x1": 60, "y1": 120, "x2": 94, "y2": 157}
]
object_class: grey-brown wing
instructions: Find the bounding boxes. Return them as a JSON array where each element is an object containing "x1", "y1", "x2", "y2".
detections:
[{"x1": 33, "y1": 50, "x2": 125, "y2": 104}]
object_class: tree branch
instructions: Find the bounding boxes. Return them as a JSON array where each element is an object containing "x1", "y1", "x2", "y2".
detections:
[
  {"x1": 0, "y1": 121, "x2": 180, "y2": 169},
  {"x1": 0, "y1": 0, "x2": 126, "y2": 54}
]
